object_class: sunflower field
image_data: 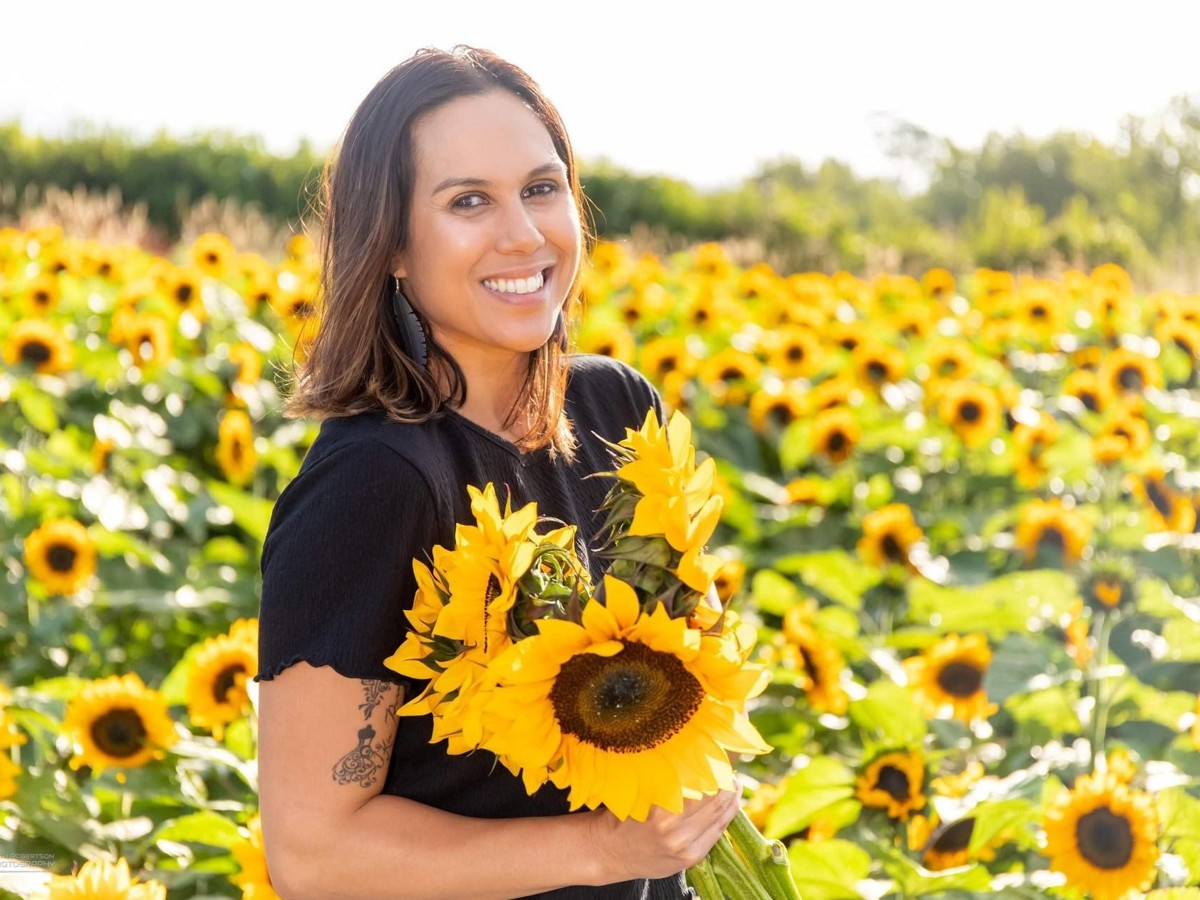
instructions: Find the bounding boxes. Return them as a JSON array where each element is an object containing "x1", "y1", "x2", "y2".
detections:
[{"x1": 0, "y1": 223, "x2": 1199, "y2": 900}]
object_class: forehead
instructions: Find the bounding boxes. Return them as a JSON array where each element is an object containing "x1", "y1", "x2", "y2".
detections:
[{"x1": 410, "y1": 90, "x2": 562, "y2": 185}]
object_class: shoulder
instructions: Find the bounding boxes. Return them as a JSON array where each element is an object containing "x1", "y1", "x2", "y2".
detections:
[{"x1": 566, "y1": 353, "x2": 664, "y2": 437}]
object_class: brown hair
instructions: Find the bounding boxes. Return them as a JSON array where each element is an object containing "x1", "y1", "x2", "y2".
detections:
[{"x1": 283, "y1": 45, "x2": 589, "y2": 459}]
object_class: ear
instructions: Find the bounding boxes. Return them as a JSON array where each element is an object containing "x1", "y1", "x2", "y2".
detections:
[{"x1": 390, "y1": 250, "x2": 408, "y2": 280}]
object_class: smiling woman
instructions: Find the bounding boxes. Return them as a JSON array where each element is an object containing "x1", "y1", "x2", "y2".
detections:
[{"x1": 254, "y1": 45, "x2": 737, "y2": 900}]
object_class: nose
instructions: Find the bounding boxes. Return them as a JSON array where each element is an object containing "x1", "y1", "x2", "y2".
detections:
[{"x1": 495, "y1": 200, "x2": 546, "y2": 255}]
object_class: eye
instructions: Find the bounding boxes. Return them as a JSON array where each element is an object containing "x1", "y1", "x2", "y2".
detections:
[
  {"x1": 524, "y1": 181, "x2": 561, "y2": 199},
  {"x1": 451, "y1": 193, "x2": 488, "y2": 209}
]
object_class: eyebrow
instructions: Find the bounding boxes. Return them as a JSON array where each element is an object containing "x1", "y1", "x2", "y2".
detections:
[{"x1": 431, "y1": 161, "x2": 567, "y2": 197}]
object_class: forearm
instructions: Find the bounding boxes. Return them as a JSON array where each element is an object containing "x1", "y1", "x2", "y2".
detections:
[{"x1": 272, "y1": 793, "x2": 612, "y2": 900}]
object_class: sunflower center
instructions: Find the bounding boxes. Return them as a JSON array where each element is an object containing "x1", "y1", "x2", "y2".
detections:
[
  {"x1": 936, "y1": 660, "x2": 984, "y2": 697},
  {"x1": 213, "y1": 664, "x2": 246, "y2": 703},
  {"x1": 550, "y1": 640, "x2": 704, "y2": 753},
  {"x1": 1080, "y1": 390, "x2": 1100, "y2": 412},
  {"x1": 932, "y1": 817, "x2": 975, "y2": 853},
  {"x1": 656, "y1": 357, "x2": 678, "y2": 375},
  {"x1": 958, "y1": 401, "x2": 981, "y2": 423},
  {"x1": 20, "y1": 340, "x2": 53, "y2": 365},
  {"x1": 867, "y1": 361, "x2": 887, "y2": 382},
  {"x1": 876, "y1": 765, "x2": 911, "y2": 803},
  {"x1": 33, "y1": 289, "x2": 52, "y2": 305},
  {"x1": 1031, "y1": 304, "x2": 1047, "y2": 319},
  {"x1": 881, "y1": 534, "x2": 906, "y2": 565},
  {"x1": 1144, "y1": 479, "x2": 1173, "y2": 517},
  {"x1": 175, "y1": 284, "x2": 194, "y2": 303},
  {"x1": 938, "y1": 359, "x2": 961, "y2": 378},
  {"x1": 1037, "y1": 526, "x2": 1065, "y2": 554},
  {"x1": 718, "y1": 367, "x2": 743, "y2": 383},
  {"x1": 482, "y1": 574, "x2": 501, "y2": 653},
  {"x1": 1117, "y1": 366, "x2": 1143, "y2": 391},
  {"x1": 47, "y1": 542, "x2": 79, "y2": 573},
  {"x1": 786, "y1": 345, "x2": 805, "y2": 362},
  {"x1": 827, "y1": 431, "x2": 847, "y2": 453},
  {"x1": 1075, "y1": 806, "x2": 1134, "y2": 870},
  {"x1": 91, "y1": 708, "x2": 148, "y2": 758},
  {"x1": 292, "y1": 301, "x2": 315, "y2": 319}
]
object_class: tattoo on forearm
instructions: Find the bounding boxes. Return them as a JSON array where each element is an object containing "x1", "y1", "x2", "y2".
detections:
[{"x1": 330, "y1": 680, "x2": 399, "y2": 788}]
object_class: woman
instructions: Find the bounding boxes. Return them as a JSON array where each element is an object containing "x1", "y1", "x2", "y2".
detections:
[{"x1": 254, "y1": 46, "x2": 738, "y2": 900}]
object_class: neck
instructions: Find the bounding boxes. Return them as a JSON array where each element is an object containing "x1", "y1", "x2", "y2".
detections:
[{"x1": 438, "y1": 350, "x2": 532, "y2": 441}]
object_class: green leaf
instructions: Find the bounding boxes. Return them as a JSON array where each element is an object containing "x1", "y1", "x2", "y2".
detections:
[
  {"x1": 152, "y1": 811, "x2": 244, "y2": 849},
  {"x1": 750, "y1": 569, "x2": 803, "y2": 617},
  {"x1": 967, "y1": 798, "x2": 1036, "y2": 852},
  {"x1": 205, "y1": 480, "x2": 273, "y2": 545},
  {"x1": 876, "y1": 844, "x2": 992, "y2": 895},
  {"x1": 774, "y1": 550, "x2": 878, "y2": 609},
  {"x1": 764, "y1": 757, "x2": 857, "y2": 840},
  {"x1": 785, "y1": 839, "x2": 870, "y2": 900},
  {"x1": 849, "y1": 680, "x2": 927, "y2": 748},
  {"x1": 1159, "y1": 789, "x2": 1200, "y2": 843},
  {"x1": 985, "y1": 634, "x2": 1057, "y2": 703},
  {"x1": 909, "y1": 569, "x2": 1076, "y2": 637},
  {"x1": 12, "y1": 382, "x2": 59, "y2": 433}
]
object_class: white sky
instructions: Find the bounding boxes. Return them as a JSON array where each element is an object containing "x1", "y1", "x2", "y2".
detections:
[{"x1": 3, "y1": 0, "x2": 1198, "y2": 191}]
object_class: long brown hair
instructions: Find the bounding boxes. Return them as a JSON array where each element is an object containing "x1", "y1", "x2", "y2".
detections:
[{"x1": 283, "y1": 45, "x2": 589, "y2": 459}]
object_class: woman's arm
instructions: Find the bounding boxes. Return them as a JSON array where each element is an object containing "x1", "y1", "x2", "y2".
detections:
[{"x1": 258, "y1": 661, "x2": 737, "y2": 900}]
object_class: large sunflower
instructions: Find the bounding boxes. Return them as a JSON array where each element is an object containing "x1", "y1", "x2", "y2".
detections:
[
  {"x1": 162, "y1": 266, "x2": 206, "y2": 321},
  {"x1": 230, "y1": 814, "x2": 282, "y2": 900},
  {"x1": 47, "y1": 858, "x2": 166, "y2": 900},
  {"x1": 857, "y1": 504, "x2": 923, "y2": 572},
  {"x1": 479, "y1": 576, "x2": 770, "y2": 820},
  {"x1": 2, "y1": 318, "x2": 73, "y2": 374},
  {"x1": 937, "y1": 381, "x2": 1002, "y2": 448},
  {"x1": 191, "y1": 232, "x2": 235, "y2": 279},
  {"x1": 810, "y1": 406, "x2": 861, "y2": 464},
  {"x1": 764, "y1": 325, "x2": 823, "y2": 379},
  {"x1": 856, "y1": 750, "x2": 927, "y2": 820},
  {"x1": 780, "y1": 608, "x2": 849, "y2": 715},
  {"x1": 63, "y1": 673, "x2": 178, "y2": 773},
  {"x1": 1042, "y1": 771, "x2": 1160, "y2": 900},
  {"x1": 1014, "y1": 498, "x2": 1091, "y2": 568},
  {"x1": 904, "y1": 633, "x2": 997, "y2": 723},
  {"x1": 852, "y1": 340, "x2": 907, "y2": 389},
  {"x1": 187, "y1": 619, "x2": 258, "y2": 741},
  {"x1": 923, "y1": 339, "x2": 975, "y2": 383},
  {"x1": 21, "y1": 272, "x2": 60, "y2": 314},
  {"x1": 748, "y1": 384, "x2": 806, "y2": 435},
  {"x1": 1099, "y1": 347, "x2": 1163, "y2": 398},
  {"x1": 23, "y1": 518, "x2": 97, "y2": 596},
  {"x1": 216, "y1": 409, "x2": 258, "y2": 486}
]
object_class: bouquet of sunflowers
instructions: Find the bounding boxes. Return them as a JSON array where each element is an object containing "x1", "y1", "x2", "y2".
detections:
[{"x1": 385, "y1": 409, "x2": 801, "y2": 900}]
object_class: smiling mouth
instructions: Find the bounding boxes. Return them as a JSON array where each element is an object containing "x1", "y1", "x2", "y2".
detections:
[{"x1": 482, "y1": 268, "x2": 548, "y2": 296}]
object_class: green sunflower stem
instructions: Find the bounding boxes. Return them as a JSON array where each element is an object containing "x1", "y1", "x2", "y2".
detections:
[
  {"x1": 1089, "y1": 608, "x2": 1116, "y2": 771},
  {"x1": 713, "y1": 809, "x2": 803, "y2": 900},
  {"x1": 685, "y1": 853, "x2": 723, "y2": 900},
  {"x1": 707, "y1": 831, "x2": 772, "y2": 900}
]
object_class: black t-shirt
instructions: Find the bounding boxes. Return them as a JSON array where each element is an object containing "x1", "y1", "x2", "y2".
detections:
[{"x1": 256, "y1": 355, "x2": 693, "y2": 900}]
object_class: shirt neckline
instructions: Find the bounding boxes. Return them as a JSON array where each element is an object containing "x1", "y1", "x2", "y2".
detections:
[{"x1": 446, "y1": 408, "x2": 544, "y2": 467}]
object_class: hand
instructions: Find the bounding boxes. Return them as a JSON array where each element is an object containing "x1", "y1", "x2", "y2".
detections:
[{"x1": 587, "y1": 787, "x2": 742, "y2": 883}]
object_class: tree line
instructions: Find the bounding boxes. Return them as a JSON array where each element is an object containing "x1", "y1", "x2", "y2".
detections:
[{"x1": 2, "y1": 94, "x2": 1198, "y2": 285}]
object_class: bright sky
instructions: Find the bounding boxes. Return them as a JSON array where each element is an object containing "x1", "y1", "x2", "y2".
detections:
[{"x1": 3, "y1": 0, "x2": 1198, "y2": 191}]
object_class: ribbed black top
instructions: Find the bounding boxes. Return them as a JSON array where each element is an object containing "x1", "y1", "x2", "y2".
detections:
[{"x1": 257, "y1": 355, "x2": 692, "y2": 899}]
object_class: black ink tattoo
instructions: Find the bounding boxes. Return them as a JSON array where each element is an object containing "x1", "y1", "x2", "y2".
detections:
[
  {"x1": 359, "y1": 679, "x2": 391, "y2": 719},
  {"x1": 332, "y1": 724, "x2": 395, "y2": 788}
]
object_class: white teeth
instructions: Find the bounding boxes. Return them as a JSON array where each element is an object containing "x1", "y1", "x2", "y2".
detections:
[{"x1": 483, "y1": 270, "x2": 544, "y2": 295}]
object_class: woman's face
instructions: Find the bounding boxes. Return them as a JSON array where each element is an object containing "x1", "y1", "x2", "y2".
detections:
[{"x1": 393, "y1": 89, "x2": 582, "y2": 366}]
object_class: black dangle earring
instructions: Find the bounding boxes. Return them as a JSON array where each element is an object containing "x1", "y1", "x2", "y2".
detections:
[{"x1": 391, "y1": 276, "x2": 428, "y2": 368}]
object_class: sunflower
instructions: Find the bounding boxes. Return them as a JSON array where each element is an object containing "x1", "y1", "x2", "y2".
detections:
[
  {"x1": 810, "y1": 406, "x2": 861, "y2": 465},
  {"x1": 1063, "y1": 369, "x2": 1109, "y2": 414},
  {"x1": 1091, "y1": 410, "x2": 1151, "y2": 467},
  {"x1": 923, "y1": 339, "x2": 976, "y2": 383},
  {"x1": 638, "y1": 335, "x2": 699, "y2": 385},
  {"x1": 1071, "y1": 345, "x2": 1106, "y2": 373},
  {"x1": 1099, "y1": 347, "x2": 1163, "y2": 398},
  {"x1": 1013, "y1": 282, "x2": 1067, "y2": 339},
  {"x1": 192, "y1": 232, "x2": 235, "y2": 279},
  {"x1": 46, "y1": 858, "x2": 166, "y2": 900},
  {"x1": 63, "y1": 673, "x2": 178, "y2": 773},
  {"x1": 23, "y1": 518, "x2": 97, "y2": 596},
  {"x1": 1155, "y1": 319, "x2": 1200, "y2": 381},
  {"x1": 226, "y1": 342, "x2": 263, "y2": 386},
  {"x1": 825, "y1": 319, "x2": 871, "y2": 354},
  {"x1": 921, "y1": 268, "x2": 956, "y2": 300},
  {"x1": 216, "y1": 409, "x2": 258, "y2": 486},
  {"x1": 1091, "y1": 263, "x2": 1133, "y2": 297},
  {"x1": 690, "y1": 241, "x2": 734, "y2": 279},
  {"x1": 937, "y1": 381, "x2": 1002, "y2": 448},
  {"x1": 242, "y1": 270, "x2": 279, "y2": 314},
  {"x1": 712, "y1": 554, "x2": 746, "y2": 603},
  {"x1": 748, "y1": 384, "x2": 805, "y2": 434},
  {"x1": 2, "y1": 318, "x2": 73, "y2": 374},
  {"x1": 1128, "y1": 467, "x2": 1197, "y2": 533},
  {"x1": 763, "y1": 325, "x2": 823, "y2": 379},
  {"x1": 1012, "y1": 411, "x2": 1059, "y2": 488},
  {"x1": 21, "y1": 272, "x2": 60, "y2": 314},
  {"x1": 230, "y1": 814, "x2": 282, "y2": 900},
  {"x1": 1042, "y1": 771, "x2": 1159, "y2": 900},
  {"x1": 696, "y1": 347, "x2": 763, "y2": 406},
  {"x1": 162, "y1": 266, "x2": 206, "y2": 320},
  {"x1": 886, "y1": 303, "x2": 936, "y2": 342},
  {"x1": 578, "y1": 319, "x2": 636, "y2": 364},
  {"x1": 806, "y1": 376, "x2": 858, "y2": 415},
  {"x1": 479, "y1": 576, "x2": 770, "y2": 820},
  {"x1": 904, "y1": 633, "x2": 997, "y2": 723},
  {"x1": 857, "y1": 504, "x2": 923, "y2": 572},
  {"x1": 119, "y1": 313, "x2": 173, "y2": 369},
  {"x1": 921, "y1": 816, "x2": 1000, "y2": 871},
  {"x1": 852, "y1": 340, "x2": 907, "y2": 389},
  {"x1": 779, "y1": 608, "x2": 849, "y2": 715},
  {"x1": 1014, "y1": 498, "x2": 1091, "y2": 568},
  {"x1": 187, "y1": 620, "x2": 258, "y2": 741},
  {"x1": 856, "y1": 750, "x2": 927, "y2": 820}
]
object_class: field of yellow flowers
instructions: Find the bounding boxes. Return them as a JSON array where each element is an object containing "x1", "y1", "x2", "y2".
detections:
[{"x1": 1, "y1": 224, "x2": 1199, "y2": 899}]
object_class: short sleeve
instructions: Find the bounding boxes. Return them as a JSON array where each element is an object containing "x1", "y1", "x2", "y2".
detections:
[{"x1": 254, "y1": 435, "x2": 439, "y2": 686}]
